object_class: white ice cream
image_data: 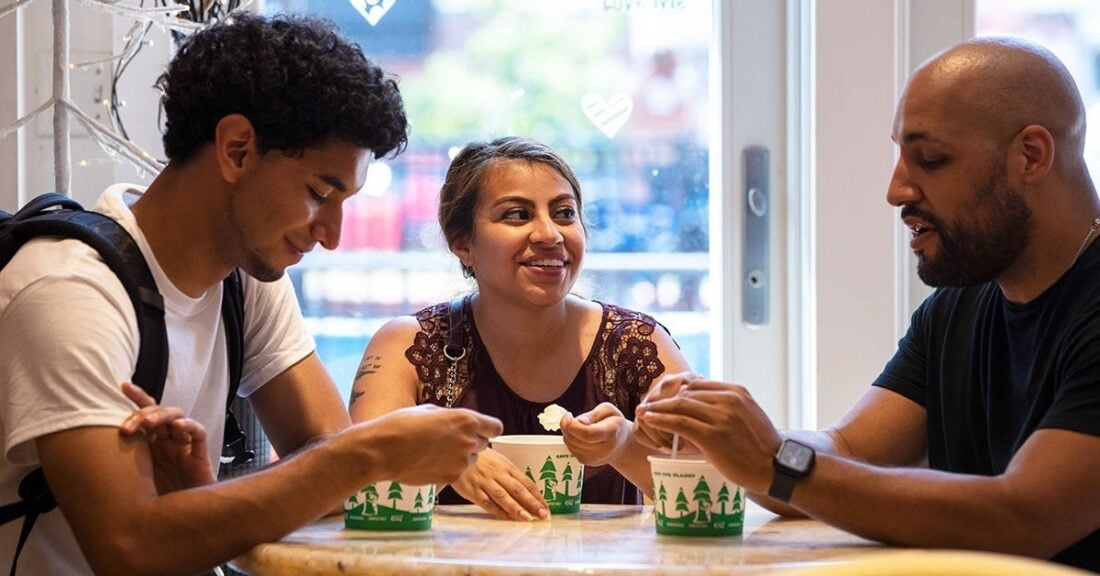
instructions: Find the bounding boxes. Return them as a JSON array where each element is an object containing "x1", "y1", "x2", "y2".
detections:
[{"x1": 538, "y1": 403, "x2": 572, "y2": 432}]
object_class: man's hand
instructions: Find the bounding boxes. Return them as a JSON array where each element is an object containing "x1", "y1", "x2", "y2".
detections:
[
  {"x1": 354, "y1": 404, "x2": 503, "y2": 487},
  {"x1": 636, "y1": 379, "x2": 782, "y2": 493},
  {"x1": 450, "y1": 448, "x2": 549, "y2": 521},
  {"x1": 632, "y1": 371, "x2": 704, "y2": 452},
  {"x1": 118, "y1": 382, "x2": 216, "y2": 493},
  {"x1": 561, "y1": 402, "x2": 632, "y2": 467}
]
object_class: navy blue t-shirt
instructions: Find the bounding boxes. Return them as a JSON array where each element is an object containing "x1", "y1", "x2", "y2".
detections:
[{"x1": 874, "y1": 242, "x2": 1100, "y2": 571}]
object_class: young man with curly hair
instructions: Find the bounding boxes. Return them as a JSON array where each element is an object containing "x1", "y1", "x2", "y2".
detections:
[{"x1": 0, "y1": 14, "x2": 500, "y2": 575}]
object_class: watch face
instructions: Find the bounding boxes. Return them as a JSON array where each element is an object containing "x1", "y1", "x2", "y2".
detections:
[{"x1": 777, "y1": 441, "x2": 814, "y2": 472}]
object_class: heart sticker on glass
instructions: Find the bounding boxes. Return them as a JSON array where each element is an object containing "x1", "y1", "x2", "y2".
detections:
[
  {"x1": 350, "y1": 0, "x2": 397, "y2": 26},
  {"x1": 581, "y1": 92, "x2": 633, "y2": 139}
]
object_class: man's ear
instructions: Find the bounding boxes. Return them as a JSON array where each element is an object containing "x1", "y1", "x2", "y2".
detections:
[
  {"x1": 1013, "y1": 124, "x2": 1055, "y2": 184},
  {"x1": 214, "y1": 114, "x2": 258, "y2": 184}
]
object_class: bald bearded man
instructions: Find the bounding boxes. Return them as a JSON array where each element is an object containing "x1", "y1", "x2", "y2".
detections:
[{"x1": 632, "y1": 37, "x2": 1100, "y2": 571}]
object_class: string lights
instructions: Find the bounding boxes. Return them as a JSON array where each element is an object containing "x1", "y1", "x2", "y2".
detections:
[{"x1": 0, "y1": 0, "x2": 246, "y2": 194}]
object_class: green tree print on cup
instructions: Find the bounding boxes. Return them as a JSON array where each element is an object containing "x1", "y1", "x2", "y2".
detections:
[
  {"x1": 675, "y1": 488, "x2": 689, "y2": 517},
  {"x1": 717, "y1": 483, "x2": 730, "y2": 515},
  {"x1": 693, "y1": 476, "x2": 713, "y2": 522},
  {"x1": 344, "y1": 481, "x2": 434, "y2": 531},
  {"x1": 388, "y1": 482, "x2": 404, "y2": 509},
  {"x1": 649, "y1": 457, "x2": 745, "y2": 536},
  {"x1": 539, "y1": 456, "x2": 559, "y2": 502},
  {"x1": 491, "y1": 436, "x2": 582, "y2": 514}
]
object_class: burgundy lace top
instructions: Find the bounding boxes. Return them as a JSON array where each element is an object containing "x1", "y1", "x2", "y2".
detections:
[{"x1": 404, "y1": 296, "x2": 669, "y2": 505}]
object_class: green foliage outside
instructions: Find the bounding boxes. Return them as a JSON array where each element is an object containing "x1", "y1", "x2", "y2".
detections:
[{"x1": 402, "y1": 0, "x2": 630, "y2": 158}]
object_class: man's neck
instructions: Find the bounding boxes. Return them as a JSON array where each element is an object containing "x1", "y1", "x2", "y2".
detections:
[
  {"x1": 997, "y1": 199, "x2": 1100, "y2": 304},
  {"x1": 131, "y1": 163, "x2": 234, "y2": 298}
]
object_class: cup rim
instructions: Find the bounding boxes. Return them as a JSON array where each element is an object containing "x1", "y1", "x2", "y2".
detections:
[
  {"x1": 360, "y1": 481, "x2": 435, "y2": 489},
  {"x1": 647, "y1": 455, "x2": 710, "y2": 465},
  {"x1": 491, "y1": 434, "x2": 567, "y2": 446}
]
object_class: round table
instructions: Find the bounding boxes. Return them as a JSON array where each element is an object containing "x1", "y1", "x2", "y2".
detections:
[{"x1": 232, "y1": 504, "x2": 888, "y2": 575}]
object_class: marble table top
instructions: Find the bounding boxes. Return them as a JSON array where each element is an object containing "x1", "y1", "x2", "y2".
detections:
[{"x1": 232, "y1": 504, "x2": 889, "y2": 575}]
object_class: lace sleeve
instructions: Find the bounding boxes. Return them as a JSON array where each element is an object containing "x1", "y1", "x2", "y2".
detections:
[
  {"x1": 592, "y1": 303, "x2": 667, "y2": 410},
  {"x1": 404, "y1": 302, "x2": 450, "y2": 405},
  {"x1": 404, "y1": 300, "x2": 472, "y2": 406}
]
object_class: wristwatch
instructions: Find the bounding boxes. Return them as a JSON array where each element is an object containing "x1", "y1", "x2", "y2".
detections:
[{"x1": 768, "y1": 439, "x2": 816, "y2": 503}]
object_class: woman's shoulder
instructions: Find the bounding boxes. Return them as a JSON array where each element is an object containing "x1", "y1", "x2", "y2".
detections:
[
  {"x1": 375, "y1": 314, "x2": 424, "y2": 338},
  {"x1": 569, "y1": 297, "x2": 665, "y2": 347},
  {"x1": 591, "y1": 299, "x2": 659, "y2": 328},
  {"x1": 403, "y1": 298, "x2": 471, "y2": 336},
  {"x1": 411, "y1": 300, "x2": 451, "y2": 323},
  {"x1": 367, "y1": 304, "x2": 449, "y2": 351}
]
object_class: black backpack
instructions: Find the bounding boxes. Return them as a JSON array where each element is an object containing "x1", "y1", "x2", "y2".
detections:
[{"x1": 0, "y1": 193, "x2": 254, "y2": 575}]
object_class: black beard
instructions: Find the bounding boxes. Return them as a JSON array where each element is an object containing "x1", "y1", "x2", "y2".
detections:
[
  {"x1": 227, "y1": 196, "x2": 285, "y2": 283},
  {"x1": 241, "y1": 249, "x2": 284, "y2": 283},
  {"x1": 909, "y1": 171, "x2": 1032, "y2": 288}
]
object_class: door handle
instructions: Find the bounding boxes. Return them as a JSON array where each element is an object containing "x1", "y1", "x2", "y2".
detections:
[{"x1": 743, "y1": 146, "x2": 769, "y2": 327}]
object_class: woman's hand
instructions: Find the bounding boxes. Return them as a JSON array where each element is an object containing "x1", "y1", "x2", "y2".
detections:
[
  {"x1": 450, "y1": 448, "x2": 550, "y2": 521},
  {"x1": 118, "y1": 382, "x2": 217, "y2": 493},
  {"x1": 561, "y1": 402, "x2": 632, "y2": 467}
]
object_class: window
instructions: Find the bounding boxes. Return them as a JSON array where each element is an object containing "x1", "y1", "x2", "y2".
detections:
[
  {"x1": 976, "y1": 0, "x2": 1100, "y2": 178},
  {"x1": 264, "y1": 0, "x2": 718, "y2": 399}
]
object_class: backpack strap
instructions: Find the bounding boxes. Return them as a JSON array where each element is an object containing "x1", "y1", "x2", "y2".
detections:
[
  {"x1": 219, "y1": 269, "x2": 254, "y2": 469},
  {"x1": 0, "y1": 469, "x2": 56, "y2": 576},
  {"x1": 221, "y1": 269, "x2": 244, "y2": 403},
  {"x1": 9, "y1": 209, "x2": 168, "y2": 397}
]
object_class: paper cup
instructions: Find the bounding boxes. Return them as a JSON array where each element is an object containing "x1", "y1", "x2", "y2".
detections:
[
  {"x1": 344, "y1": 481, "x2": 435, "y2": 530},
  {"x1": 491, "y1": 435, "x2": 583, "y2": 514},
  {"x1": 648, "y1": 456, "x2": 745, "y2": 536}
]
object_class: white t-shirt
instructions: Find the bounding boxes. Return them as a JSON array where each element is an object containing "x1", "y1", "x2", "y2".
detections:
[{"x1": 0, "y1": 184, "x2": 315, "y2": 574}]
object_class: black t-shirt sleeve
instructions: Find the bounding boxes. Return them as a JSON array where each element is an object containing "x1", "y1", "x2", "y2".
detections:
[
  {"x1": 1040, "y1": 310, "x2": 1100, "y2": 437},
  {"x1": 872, "y1": 298, "x2": 932, "y2": 408}
]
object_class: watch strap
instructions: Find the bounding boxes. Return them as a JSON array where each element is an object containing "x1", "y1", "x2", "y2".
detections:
[{"x1": 767, "y1": 468, "x2": 799, "y2": 503}]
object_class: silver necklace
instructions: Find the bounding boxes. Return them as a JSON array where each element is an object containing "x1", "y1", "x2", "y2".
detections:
[{"x1": 1073, "y1": 216, "x2": 1100, "y2": 265}]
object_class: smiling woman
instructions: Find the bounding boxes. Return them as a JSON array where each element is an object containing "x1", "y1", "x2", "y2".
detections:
[{"x1": 347, "y1": 136, "x2": 695, "y2": 522}]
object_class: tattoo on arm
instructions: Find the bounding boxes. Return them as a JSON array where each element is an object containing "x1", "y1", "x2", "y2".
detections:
[
  {"x1": 355, "y1": 355, "x2": 383, "y2": 381},
  {"x1": 350, "y1": 355, "x2": 383, "y2": 406}
]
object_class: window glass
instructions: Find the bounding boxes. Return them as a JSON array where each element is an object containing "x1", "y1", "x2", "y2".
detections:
[
  {"x1": 264, "y1": 0, "x2": 714, "y2": 398},
  {"x1": 977, "y1": 0, "x2": 1100, "y2": 177}
]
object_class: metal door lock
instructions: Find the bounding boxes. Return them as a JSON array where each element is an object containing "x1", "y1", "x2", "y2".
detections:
[{"x1": 743, "y1": 146, "x2": 769, "y2": 326}]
